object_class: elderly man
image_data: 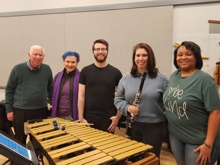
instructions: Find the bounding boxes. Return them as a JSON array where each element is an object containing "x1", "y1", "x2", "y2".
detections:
[{"x1": 5, "y1": 45, "x2": 53, "y2": 145}]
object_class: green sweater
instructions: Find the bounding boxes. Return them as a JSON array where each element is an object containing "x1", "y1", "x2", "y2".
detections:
[{"x1": 5, "y1": 62, "x2": 53, "y2": 113}]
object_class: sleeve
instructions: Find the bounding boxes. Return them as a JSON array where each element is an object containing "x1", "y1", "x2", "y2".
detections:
[
  {"x1": 202, "y1": 75, "x2": 220, "y2": 111},
  {"x1": 79, "y1": 67, "x2": 86, "y2": 85},
  {"x1": 160, "y1": 72, "x2": 169, "y2": 92},
  {"x1": 114, "y1": 75, "x2": 130, "y2": 116},
  {"x1": 116, "y1": 69, "x2": 123, "y2": 86},
  {"x1": 47, "y1": 66, "x2": 53, "y2": 100}
]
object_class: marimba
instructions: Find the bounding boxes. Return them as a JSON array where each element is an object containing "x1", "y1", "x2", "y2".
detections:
[{"x1": 25, "y1": 118, "x2": 158, "y2": 165}]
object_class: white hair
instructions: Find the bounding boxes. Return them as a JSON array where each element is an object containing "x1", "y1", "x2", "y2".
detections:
[{"x1": 29, "y1": 45, "x2": 45, "y2": 55}]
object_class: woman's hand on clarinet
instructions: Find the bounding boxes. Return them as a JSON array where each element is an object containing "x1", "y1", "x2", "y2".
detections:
[{"x1": 128, "y1": 105, "x2": 139, "y2": 115}]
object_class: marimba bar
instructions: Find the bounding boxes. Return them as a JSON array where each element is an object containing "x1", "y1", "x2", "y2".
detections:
[{"x1": 25, "y1": 118, "x2": 158, "y2": 165}]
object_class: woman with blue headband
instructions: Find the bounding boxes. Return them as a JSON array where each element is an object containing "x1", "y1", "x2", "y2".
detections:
[{"x1": 51, "y1": 51, "x2": 80, "y2": 121}]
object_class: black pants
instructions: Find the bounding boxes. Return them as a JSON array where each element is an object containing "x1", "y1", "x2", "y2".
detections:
[
  {"x1": 13, "y1": 107, "x2": 48, "y2": 145},
  {"x1": 131, "y1": 121, "x2": 166, "y2": 158},
  {"x1": 85, "y1": 116, "x2": 113, "y2": 133}
]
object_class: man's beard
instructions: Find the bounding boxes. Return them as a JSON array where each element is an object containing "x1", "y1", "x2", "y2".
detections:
[{"x1": 94, "y1": 55, "x2": 107, "y2": 63}]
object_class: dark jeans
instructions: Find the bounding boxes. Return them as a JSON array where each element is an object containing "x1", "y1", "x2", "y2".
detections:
[
  {"x1": 131, "y1": 121, "x2": 166, "y2": 158},
  {"x1": 13, "y1": 107, "x2": 48, "y2": 145},
  {"x1": 85, "y1": 116, "x2": 113, "y2": 133}
]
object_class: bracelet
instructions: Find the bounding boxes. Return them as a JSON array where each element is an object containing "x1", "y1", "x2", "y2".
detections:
[{"x1": 203, "y1": 141, "x2": 212, "y2": 149}]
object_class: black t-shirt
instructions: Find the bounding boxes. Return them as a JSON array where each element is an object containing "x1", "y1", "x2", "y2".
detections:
[{"x1": 79, "y1": 64, "x2": 122, "y2": 119}]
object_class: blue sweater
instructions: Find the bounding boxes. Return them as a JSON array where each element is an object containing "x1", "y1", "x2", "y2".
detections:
[
  {"x1": 114, "y1": 72, "x2": 168, "y2": 123},
  {"x1": 5, "y1": 62, "x2": 53, "y2": 113}
]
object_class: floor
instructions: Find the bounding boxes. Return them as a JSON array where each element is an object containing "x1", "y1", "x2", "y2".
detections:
[{"x1": 0, "y1": 127, "x2": 176, "y2": 165}]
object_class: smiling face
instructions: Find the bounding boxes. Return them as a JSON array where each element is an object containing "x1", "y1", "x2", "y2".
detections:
[
  {"x1": 28, "y1": 47, "x2": 45, "y2": 69},
  {"x1": 134, "y1": 48, "x2": 148, "y2": 73},
  {"x1": 64, "y1": 56, "x2": 78, "y2": 73},
  {"x1": 93, "y1": 43, "x2": 108, "y2": 63},
  {"x1": 176, "y1": 45, "x2": 196, "y2": 73}
]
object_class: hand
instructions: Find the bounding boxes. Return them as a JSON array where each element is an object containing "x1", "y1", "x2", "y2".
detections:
[
  {"x1": 47, "y1": 103, "x2": 52, "y2": 110},
  {"x1": 194, "y1": 144, "x2": 212, "y2": 165},
  {"x1": 108, "y1": 116, "x2": 120, "y2": 133},
  {"x1": 79, "y1": 118, "x2": 88, "y2": 123},
  {"x1": 7, "y1": 112, "x2": 14, "y2": 121},
  {"x1": 128, "y1": 105, "x2": 139, "y2": 115}
]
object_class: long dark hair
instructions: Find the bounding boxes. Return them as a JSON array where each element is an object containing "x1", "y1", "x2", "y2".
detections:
[
  {"x1": 131, "y1": 43, "x2": 158, "y2": 78},
  {"x1": 174, "y1": 41, "x2": 203, "y2": 69}
]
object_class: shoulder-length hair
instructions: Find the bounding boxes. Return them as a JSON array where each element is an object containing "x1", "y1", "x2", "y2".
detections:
[
  {"x1": 174, "y1": 41, "x2": 203, "y2": 69},
  {"x1": 131, "y1": 43, "x2": 158, "y2": 78}
]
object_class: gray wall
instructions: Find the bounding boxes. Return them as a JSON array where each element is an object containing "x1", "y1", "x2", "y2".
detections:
[
  {"x1": 0, "y1": 6, "x2": 173, "y2": 86},
  {"x1": 0, "y1": 0, "x2": 218, "y2": 17}
]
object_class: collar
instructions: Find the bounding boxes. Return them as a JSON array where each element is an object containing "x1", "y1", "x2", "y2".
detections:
[
  {"x1": 27, "y1": 61, "x2": 41, "y2": 71},
  {"x1": 63, "y1": 68, "x2": 76, "y2": 77}
]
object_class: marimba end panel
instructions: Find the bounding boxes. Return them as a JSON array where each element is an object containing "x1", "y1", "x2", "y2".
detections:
[{"x1": 131, "y1": 152, "x2": 159, "y2": 165}]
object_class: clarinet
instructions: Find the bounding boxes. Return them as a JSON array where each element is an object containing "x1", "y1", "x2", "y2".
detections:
[{"x1": 128, "y1": 72, "x2": 147, "y2": 128}]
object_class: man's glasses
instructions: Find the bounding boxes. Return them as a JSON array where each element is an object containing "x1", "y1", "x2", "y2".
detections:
[{"x1": 94, "y1": 48, "x2": 107, "y2": 52}]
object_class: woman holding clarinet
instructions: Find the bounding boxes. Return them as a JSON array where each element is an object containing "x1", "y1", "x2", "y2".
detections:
[{"x1": 114, "y1": 43, "x2": 168, "y2": 161}]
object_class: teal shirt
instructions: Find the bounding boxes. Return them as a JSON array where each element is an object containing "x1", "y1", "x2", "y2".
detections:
[
  {"x1": 163, "y1": 70, "x2": 220, "y2": 146},
  {"x1": 5, "y1": 62, "x2": 53, "y2": 113}
]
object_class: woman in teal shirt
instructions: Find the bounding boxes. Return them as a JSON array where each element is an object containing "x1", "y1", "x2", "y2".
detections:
[{"x1": 163, "y1": 41, "x2": 220, "y2": 165}]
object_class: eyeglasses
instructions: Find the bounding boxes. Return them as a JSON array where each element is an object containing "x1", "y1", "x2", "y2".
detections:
[{"x1": 94, "y1": 48, "x2": 107, "y2": 52}]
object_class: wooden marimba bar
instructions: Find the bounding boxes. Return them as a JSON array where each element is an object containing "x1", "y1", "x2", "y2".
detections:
[{"x1": 25, "y1": 118, "x2": 158, "y2": 165}]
